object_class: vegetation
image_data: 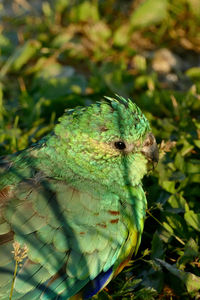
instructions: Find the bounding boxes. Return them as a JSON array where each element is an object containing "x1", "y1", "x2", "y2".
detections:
[{"x1": 0, "y1": 0, "x2": 200, "y2": 298}]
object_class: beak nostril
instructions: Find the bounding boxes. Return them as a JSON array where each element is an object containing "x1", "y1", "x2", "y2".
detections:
[
  {"x1": 143, "y1": 134, "x2": 154, "y2": 147},
  {"x1": 144, "y1": 141, "x2": 150, "y2": 147},
  {"x1": 149, "y1": 139, "x2": 154, "y2": 146},
  {"x1": 144, "y1": 140, "x2": 153, "y2": 147}
]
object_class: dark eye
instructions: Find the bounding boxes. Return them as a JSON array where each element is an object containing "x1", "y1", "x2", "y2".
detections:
[{"x1": 114, "y1": 141, "x2": 126, "y2": 150}]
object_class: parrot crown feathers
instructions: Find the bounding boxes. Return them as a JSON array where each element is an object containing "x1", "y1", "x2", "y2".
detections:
[{"x1": 61, "y1": 95, "x2": 146, "y2": 125}]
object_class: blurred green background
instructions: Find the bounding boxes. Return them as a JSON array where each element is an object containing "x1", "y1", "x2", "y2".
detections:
[{"x1": 0, "y1": 0, "x2": 200, "y2": 298}]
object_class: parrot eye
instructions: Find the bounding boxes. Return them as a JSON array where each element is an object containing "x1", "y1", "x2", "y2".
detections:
[{"x1": 114, "y1": 141, "x2": 126, "y2": 150}]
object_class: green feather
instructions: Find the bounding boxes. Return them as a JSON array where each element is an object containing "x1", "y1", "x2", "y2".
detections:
[{"x1": 0, "y1": 96, "x2": 155, "y2": 299}]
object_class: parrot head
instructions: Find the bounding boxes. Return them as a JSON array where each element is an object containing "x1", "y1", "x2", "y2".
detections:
[{"x1": 48, "y1": 96, "x2": 158, "y2": 189}]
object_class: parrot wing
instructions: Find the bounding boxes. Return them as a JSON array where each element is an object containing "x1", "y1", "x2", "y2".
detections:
[{"x1": 0, "y1": 168, "x2": 130, "y2": 300}]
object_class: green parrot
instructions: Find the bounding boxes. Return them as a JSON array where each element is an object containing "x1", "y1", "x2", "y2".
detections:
[{"x1": 0, "y1": 95, "x2": 158, "y2": 300}]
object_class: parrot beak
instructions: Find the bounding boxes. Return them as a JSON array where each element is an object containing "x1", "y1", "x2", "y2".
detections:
[{"x1": 141, "y1": 133, "x2": 159, "y2": 166}]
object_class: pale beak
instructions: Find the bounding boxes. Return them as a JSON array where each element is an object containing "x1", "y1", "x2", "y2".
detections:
[{"x1": 141, "y1": 133, "x2": 159, "y2": 164}]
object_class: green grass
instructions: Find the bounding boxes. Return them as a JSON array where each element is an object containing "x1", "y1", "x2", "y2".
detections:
[{"x1": 1, "y1": 0, "x2": 200, "y2": 298}]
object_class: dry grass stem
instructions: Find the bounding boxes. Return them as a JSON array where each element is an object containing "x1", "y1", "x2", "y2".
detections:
[{"x1": 9, "y1": 242, "x2": 28, "y2": 300}]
